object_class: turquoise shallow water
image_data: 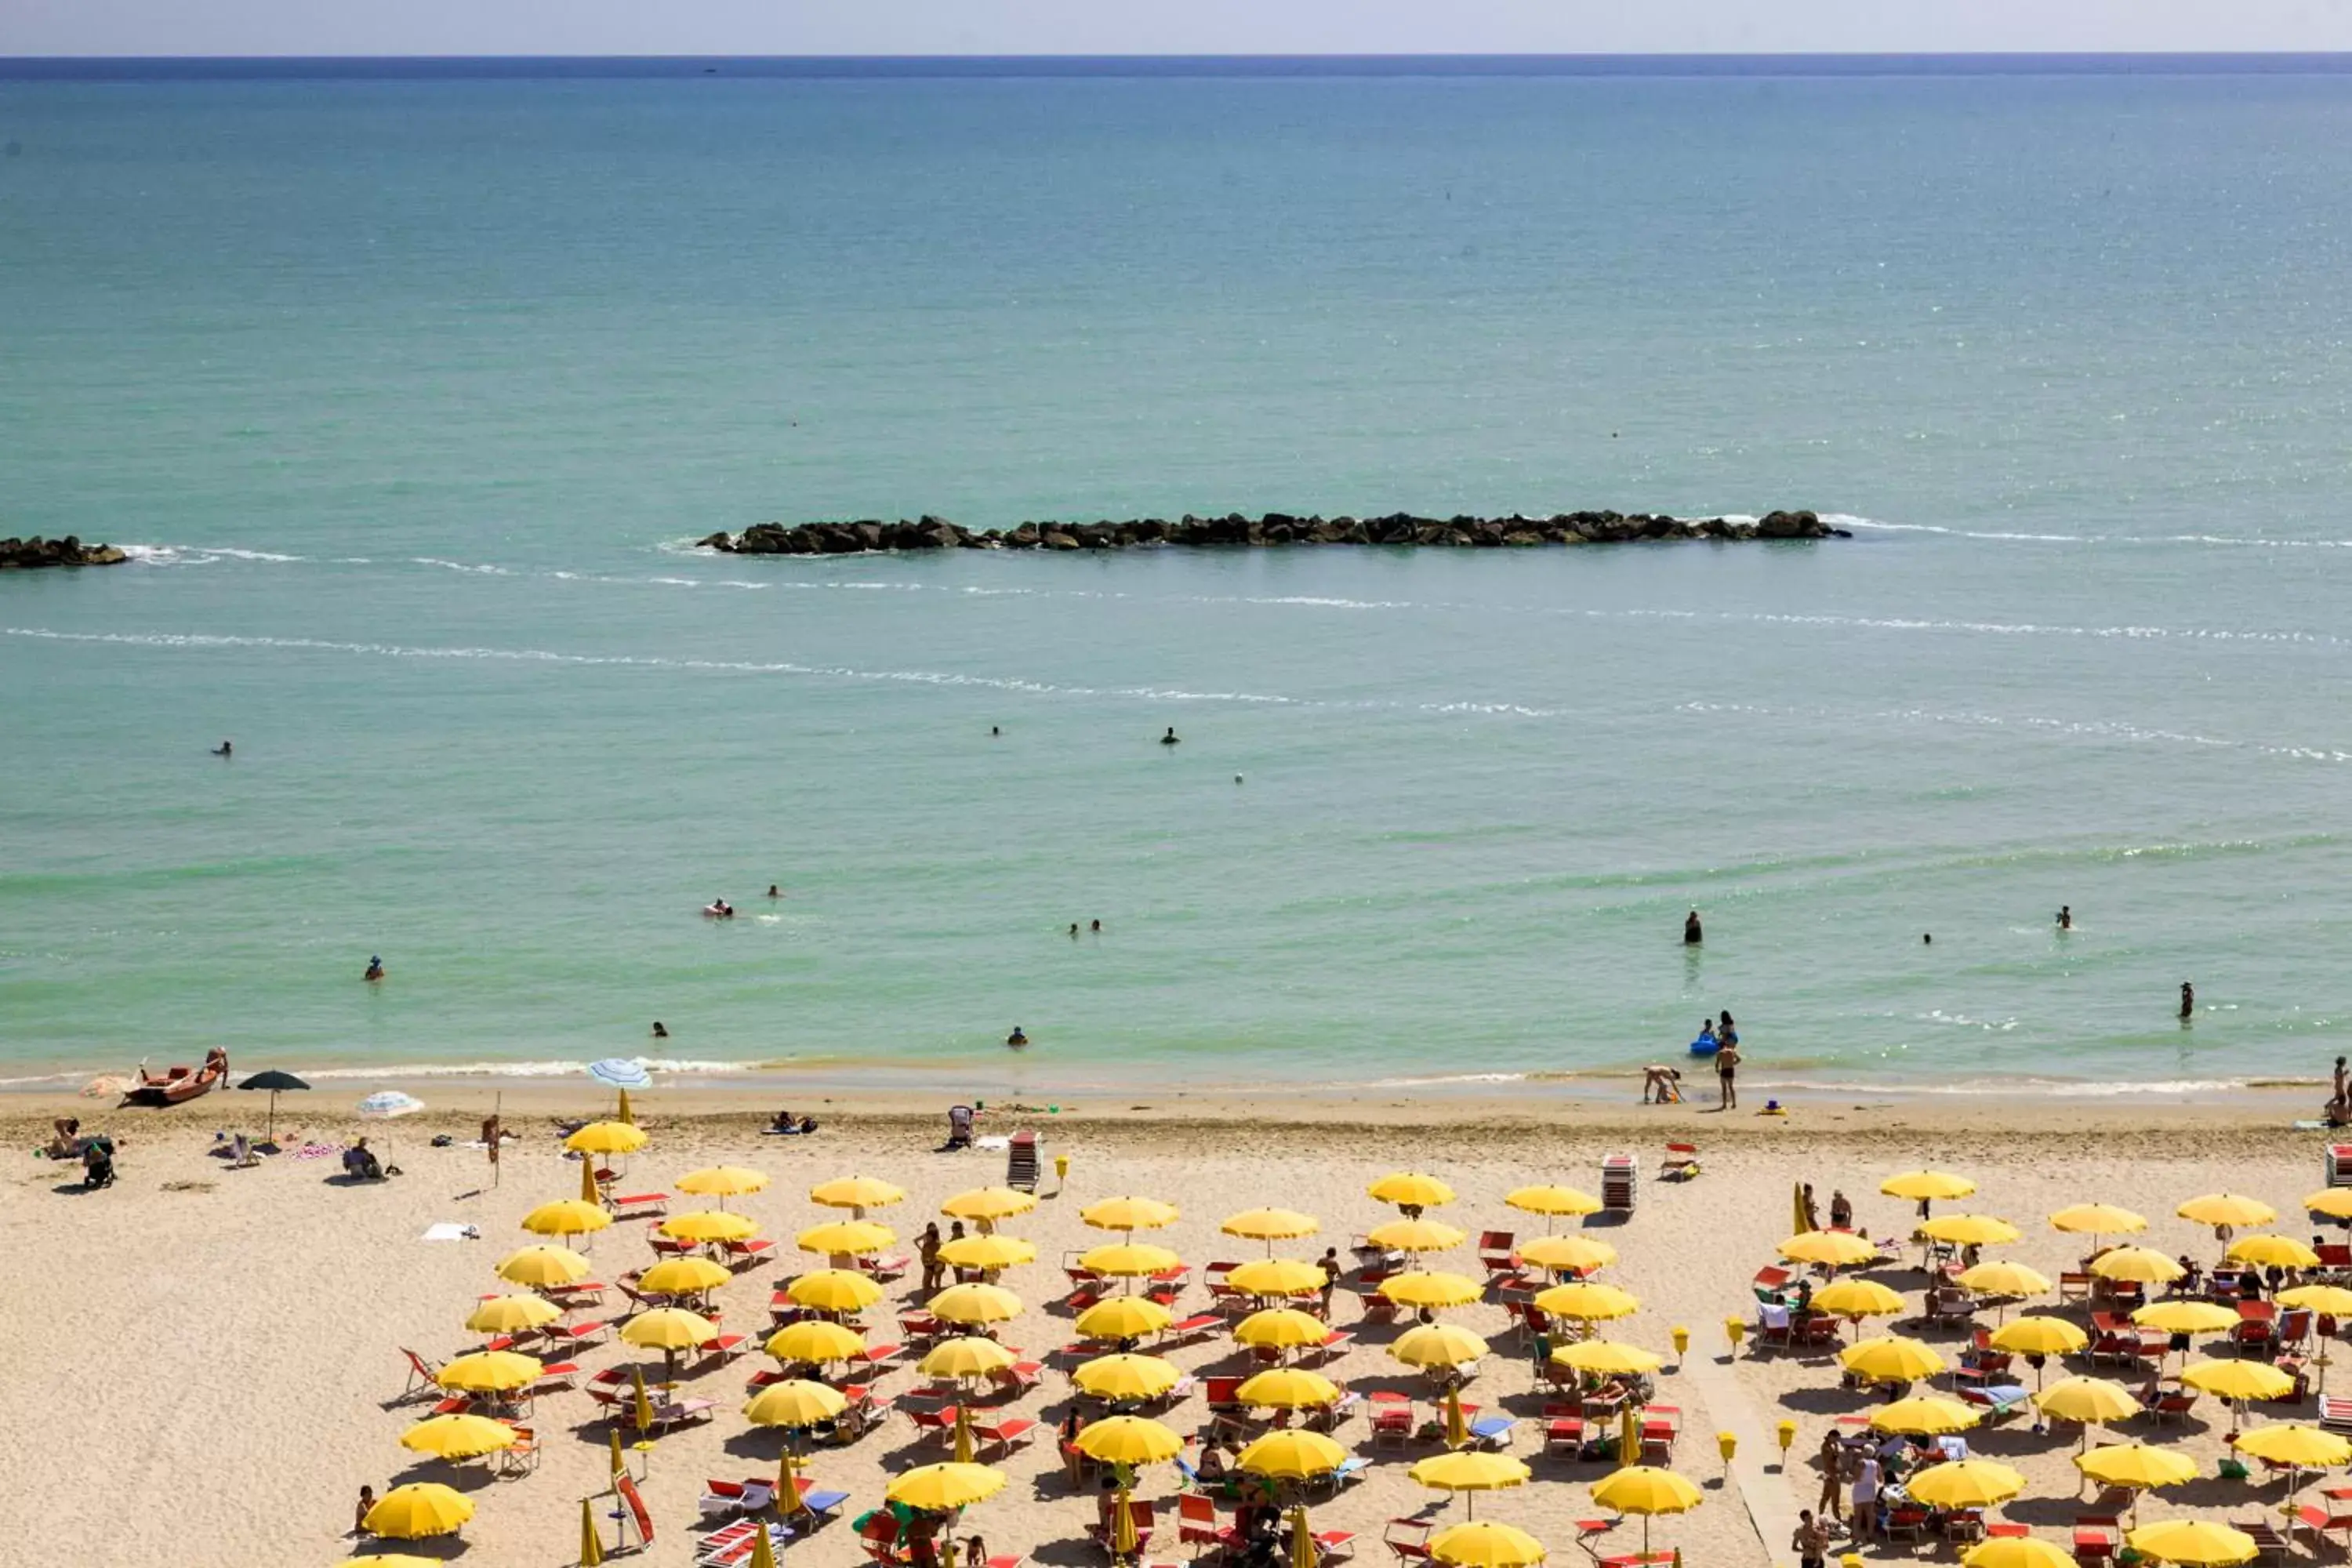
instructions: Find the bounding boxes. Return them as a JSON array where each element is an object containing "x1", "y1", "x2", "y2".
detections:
[{"x1": 6, "y1": 65, "x2": 2352, "y2": 1096}]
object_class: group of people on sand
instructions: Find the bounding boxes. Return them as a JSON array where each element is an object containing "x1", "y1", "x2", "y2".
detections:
[{"x1": 1642, "y1": 1010, "x2": 1741, "y2": 1109}]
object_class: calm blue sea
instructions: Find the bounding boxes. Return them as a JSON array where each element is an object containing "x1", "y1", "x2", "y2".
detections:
[{"x1": 5, "y1": 59, "x2": 2352, "y2": 1099}]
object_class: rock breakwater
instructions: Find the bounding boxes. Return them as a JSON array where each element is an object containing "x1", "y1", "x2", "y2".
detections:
[{"x1": 0, "y1": 535, "x2": 129, "y2": 569}]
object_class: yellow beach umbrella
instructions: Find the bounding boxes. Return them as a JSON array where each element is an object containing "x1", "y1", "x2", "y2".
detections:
[
  {"x1": 362, "y1": 1483, "x2": 474, "y2": 1539},
  {"x1": 2181, "y1": 1359, "x2": 2296, "y2": 1403},
  {"x1": 1505, "y1": 1185, "x2": 1602, "y2": 1224},
  {"x1": 1236, "y1": 1367, "x2": 1342, "y2": 1409},
  {"x1": 920, "y1": 1336, "x2": 1016, "y2": 1381},
  {"x1": 436, "y1": 1349, "x2": 543, "y2": 1393},
  {"x1": 1966, "y1": 1539, "x2": 2075, "y2": 1568},
  {"x1": 788, "y1": 1269, "x2": 884, "y2": 1314},
  {"x1": 1534, "y1": 1281, "x2": 1639, "y2": 1321},
  {"x1": 942, "y1": 1187, "x2": 1037, "y2": 1225},
  {"x1": 2089, "y1": 1247, "x2": 2184, "y2": 1284},
  {"x1": 639, "y1": 1256, "x2": 731, "y2": 1297},
  {"x1": 1780, "y1": 1231, "x2": 1875, "y2": 1268},
  {"x1": 1591, "y1": 1465, "x2": 1702, "y2": 1555},
  {"x1": 1906, "y1": 1460, "x2": 2025, "y2": 1509},
  {"x1": 662, "y1": 1210, "x2": 758, "y2": 1244},
  {"x1": 2034, "y1": 1377, "x2": 2141, "y2": 1425},
  {"x1": 621, "y1": 1307, "x2": 717, "y2": 1351},
  {"x1": 2281, "y1": 1283, "x2": 2352, "y2": 1315},
  {"x1": 1429, "y1": 1520, "x2": 1546, "y2": 1568},
  {"x1": 1368, "y1": 1218, "x2": 1468, "y2": 1254},
  {"x1": 1870, "y1": 1396, "x2": 1978, "y2": 1436},
  {"x1": 1840, "y1": 1337, "x2": 1946, "y2": 1385},
  {"x1": 1958, "y1": 1261, "x2": 2052, "y2": 1299},
  {"x1": 1076, "y1": 1414, "x2": 1184, "y2": 1467},
  {"x1": 1518, "y1": 1235, "x2": 1616, "y2": 1275},
  {"x1": 808, "y1": 1174, "x2": 906, "y2": 1213},
  {"x1": 2127, "y1": 1520, "x2": 2257, "y2": 1566},
  {"x1": 2051, "y1": 1203, "x2": 2149, "y2": 1240},
  {"x1": 887, "y1": 1462, "x2": 1007, "y2": 1511},
  {"x1": 1236, "y1": 1429, "x2": 1348, "y2": 1479},
  {"x1": 1922, "y1": 1214, "x2": 2023, "y2": 1247},
  {"x1": 744, "y1": 1379, "x2": 848, "y2": 1428},
  {"x1": 1369, "y1": 1173, "x2": 1456, "y2": 1210},
  {"x1": 1229, "y1": 1258, "x2": 1326, "y2": 1298},
  {"x1": 1236, "y1": 1308, "x2": 1331, "y2": 1351},
  {"x1": 765, "y1": 1319, "x2": 865, "y2": 1364},
  {"x1": 521, "y1": 1199, "x2": 611, "y2": 1237},
  {"x1": 2234, "y1": 1424, "x2": 2351, "y2": 1468},
  {"x1": 796, "y1": 1220, "x2": 894, "y2": 1258},
  {"x1": 1075, "y1": 1296, "x2": 1174, "y2": 1341},
  {"x1": 2305, "y1": 1189, "x2": 2352, "y2": 1221},
  {"x1": 1992, "y1": 1316, "x2": 2089, "y2": 1357},
  {"x1": 1410, "y1": 1451, "x2": 1530, "y2": 1519},
  {"x1": 1812, "y1": 1279, "x2": 1906, "y2": 1320},
  {"x1": 495, "y1": 1243, "x2": 590, "y2": 1287},
  {"x1": 2228, "y1": 1235, "x2": 2319, "y2": 1269},
  {"x1": 928, "y1": 1282, "x2": 1022, "y2": 1327},
  {"x1": 566, "y1": 1121, "x2": 648, "y2": 1156},
  {"x1": 1380, "y1": 1271, "x2": 1483, "y2": 1310},
  {"x1": 351, "y1": 1555, "x2": 453, "y2": 1568},
  {"x1": 1392, "y1": 1322, "x2": 1490, "y2": 1369},
  {"x1": 1080, "y1": 1195, "x2": 1179, "y2": 1232},
  {"x1": 466, "y1": 1294, "x2": 561, "y2": 1335},
  {"x1": 1224, "y1": 1208, "x2": 1322, "y2": 1247},
  {"x1": 2133, "y1": 1301, "x2": 2239, "y2": 1336},
  {"x1": 2178, "y1": 1194, "x2": 2276, "y2": 1229},
  {"x1": 940, "y1": 1234, "x2": 1038, "y2": 1272},
  {"x1": 1554, "y1": 1341, "x2": 1664, "y2": 1377},
  {"x1": 1072, "y1": 1353, "x2": 1182, "y2": 1402},
  {"x1": 399, "y1": 1413, "x2": 520, "y2": 1461},
  {"x1": 1080, "y1": 1241, "x2": 1181, "y2": 1277},
  {"x1": 1883, "y1": 1170, "x2": 1976, "y2": 1203},
  {"x1": 678, "y1": 1164, "x2": 769, "y2": 1200}
]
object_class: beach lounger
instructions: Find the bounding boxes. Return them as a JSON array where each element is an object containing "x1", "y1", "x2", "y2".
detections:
[
  {"x1": 1958, "y1": 1385, "x2": 2030, "y2": 1424},
  {"x1": 1476, "y1": 1231, "x2": 1516, "y2": 1279},
  {"x1": 724, "y1": 1238, "x2": 778, "y2": 1270},
  {"x1": 1006, "y1": 1131, "x2": 1040, "y2": 1192},
  {"x1": 1543, "y1": 1403, "x2": 1584, "y2": 1457},
  {"x1": 1090, "y1": 1497, "x2": 1155, "y2": 1558},
  {"x1": 858, "y1": 1512, "x2": 908, "y2": 1564},
  {"x1": 702, "y1": 1523, "x2": 793, "y2": 1567},
  {"x1": 539, "y1": 1319, "x2": 610, "y2": 1352},
  {"x1": 2232, "y1": 1520, "x2": 2291, "y2": 1565},
  {"x1": 610, "y1": 1191, "x2": 669, "y2": 1220},
  {"x1": 1179, "y1": 1494, "x2": 1237, "y2": 1557},
  {"x1": 525, "y1": 1359, "x2": 579, "y2": 1399},
  {"x1": 1600, "y1": 1153, "x2": 1637, "y2": 1211},
  {"x1": 973, "y1": 1416, "x2": 1040, "y2": 1455},
  {"x1": 1315, "y1": 1457, "x2": 1369, "y2": 1494},
  {"x1": 2294, "y1": 1503, "x2": 2352, "y2": 1553},
  {"x1": 1661, "y1": 1142, "x2": 1699, "y2": 1181},
  {"x1": 2072, "y1": 1517, "x2": 2122, "y2": 1566},
  {"x1": 1384, "y1": 1520, "x2": 1433, "y2": 1566},
  {"x1": 699, "y1": 1477, "x2": 777, "y2": 1521},
  {"x1": 494, "y1": 1423, "x2": 539, "y2": 1475},
  {"x1": 1468, "y1": 1414, "x2": 1516, "y2": 1450},
  {"x1": 1370, "y1": 1404, "x2": 1414, "y2": 1447}
]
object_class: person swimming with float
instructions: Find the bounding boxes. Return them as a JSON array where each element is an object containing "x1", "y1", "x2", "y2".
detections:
[
  {"x1": 704, "y1": 898, "x2": 735, "y2": 918},
  {"x1": 1689, "y1": 1018, "x2": 1719, "y2": 1055}
]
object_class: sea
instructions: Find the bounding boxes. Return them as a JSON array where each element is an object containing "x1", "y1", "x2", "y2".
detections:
[{"x1": 5, "y1": 56, "x2": 2352, "y2": 1105}]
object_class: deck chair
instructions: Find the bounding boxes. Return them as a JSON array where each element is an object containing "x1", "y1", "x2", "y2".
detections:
[
  {"x1": 397, "y1": 1348, "x2": 444, "y2": 1402},
  {"x1": 1179, "y1": 1494, "x2": 1236, "y2": 1557},
  {"x1": 1476, "y1": 1232, "x2": 1516, "y2": 1279},
  {"x1": 1661, "y1": 1142, "x2": 1700, "y2": 1180},
  {"x1": 1006, "y1": 1131, "x2": 1040, "y2": 1192},
  {"x1": 1383, "y1": 1519, "x2": 1433, "y2": 1566}
]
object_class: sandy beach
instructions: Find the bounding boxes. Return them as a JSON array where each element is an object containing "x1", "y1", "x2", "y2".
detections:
[{"x1": 9, "y1": 1086, "x2": 2348, "y2": 1567}]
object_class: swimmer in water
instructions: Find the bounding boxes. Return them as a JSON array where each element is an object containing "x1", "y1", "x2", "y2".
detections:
[
  {"x1": 211, "y1": 740, "x2": 232, "y2": 757},
  {"x1": 364, "y1": 956, "x2": 384, "y2": 982},
  {"x1": 652, "y1": 1021, "x2": 668, "y2": 1040},
  {"x1": 1091, "y1": 919, "x2": 1102, "y2": 934},
  {"x1": 990, "y1": 725, "x2": 1000, "y2": 736},
  {"x1": 2180, "y1": 981, "x2": 2195, "y2": 1019},
  {"x1": 1069, "y1": 923, "x2": 1080, "y2": 940},
  {"x1": 1006, "y1": 1025, "x2": 1028, "y2": 1049},
  {"x1": 1922, "y1": 933, "x2": 1933, "y2": 944},
  {"x1": 1160, "y1": 727, "x2": 1180, "y2": 746},
  {"x1": 766, "y1": 884, "x2": 780, "y2": 898},
  {"x1": 2056, "y1": 905, "x2": 2073, "y2": 931},
  {"x1": 1683, "y1": 909, "x2": 1702, "y2": 945}
]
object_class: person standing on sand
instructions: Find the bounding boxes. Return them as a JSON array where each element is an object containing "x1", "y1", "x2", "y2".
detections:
[
  {"x1": 1793, "y1": 1509, "x2": 1830, "y2": 1568},
  {"x1": 1716, "y1": 1037, "x2": 1740, "y2": 1110},
  {"x1": 2180, "y1": 982, "x2": 2195, "y2": 1020},
  {"x1": 1815, "y1": 1430, "x2": 1846, "y2": 1523},
  {"x1": 919, "y1": 1222, "x2": 944, "y2": 1293},
  {"x1": 1683, "y1": 909, "x2": 1702, "y2": 945}
]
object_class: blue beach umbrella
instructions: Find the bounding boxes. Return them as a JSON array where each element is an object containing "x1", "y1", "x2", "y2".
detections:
[
  {"x1": 588, "y1": 1059, "x2": 652, "y2": 1089},
  {"x1": 357, "y1": 1090, "x2": 426, "y2": 1119}
]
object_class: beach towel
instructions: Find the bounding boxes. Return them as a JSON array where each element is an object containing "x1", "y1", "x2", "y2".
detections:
[
  {"x1": 290, "y1": 1142, "x2": 337, "y2": 1160},
  {"x1": 975, "y1": 1135, "x2": 1010, "y2": 1152},
  {"x1": 421, "y1": 1222, "x2": 481, "y2": 1242}
]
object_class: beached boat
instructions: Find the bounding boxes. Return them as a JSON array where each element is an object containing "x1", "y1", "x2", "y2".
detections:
[{"x1": 120, "y1": 1054, "x2": 227, "y2": 1107}]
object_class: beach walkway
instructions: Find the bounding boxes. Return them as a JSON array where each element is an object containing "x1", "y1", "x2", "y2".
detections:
[{"x1": 1684, "y1": 1345, "x2": 1802, "y2": 1564}]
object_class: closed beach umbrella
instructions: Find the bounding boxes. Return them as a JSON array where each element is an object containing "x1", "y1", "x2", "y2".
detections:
[
  {"x1": 663, "y1": 1210, "x2": 758, "y2": 1245},
  {"x1": 1905, "y1": 1460, "x2": 2024, "y2": 1510},
  {"x1": 2089, "y1": 1247, "x2": 2183, "y2": 1284},
  {"x1": 1224, "y1": 1208, "x2": 1321, "y2": 1251},
  {"x1": 399, "y1": 1413, "x2": 518, "y2": 1461},
  {"x1": 1236, "y1": 1308, "x2": 1331, "y2": 1352},
  {"x1": 743, "y1": 1379, "x2": 848, "y2": 1428},
  {"x1": 1392, "y1": 1323, "x2": 1491, "y2": 1370},
  {"x1": 466, "y1": 1294, "x2": 561, "y2": 1336},
  {"x1": 1813, "y1": 1279, "x2": 1906, "y2": 1323},
  {"x1": 564, "y1": 1121, "x2": 646, "y2": 1156},
  {"x1": 2179, "y1": 1193, "x2": 2277, "y2": 1229},
  {"x1": 921, "y1": 1336, "x2": 1016, "y2": 1381},
  {"x1": 2050, "y1": 1203, "x2": 2149, "y2": 1243},
  {"x1": 2182, "y1": 1359, "x2": 2296, "y2": 1403},
  {"x1": 1518, "y1": 1236, "x2": 1616, "y2": 1275},
  {"x1": 1428, "y1": 1521, "x2": 1545, "y2": 1568},
  {"x1": 1369, "y1": 1173, "x2": 1457, "y2": 1210},
  {"x1": 1236, "y1": 1367, "x2": 1342, "y2": 1409},
  {"x1": 1236, "y1": 1429, "x2": 1348, "y2": 1480},
  {"x1": 1779, "y1": 1231, "x2": 1876, "y2": 1269},
  {"x1": 2228, "y1": 1235, "x2": 2319, "y2": 1269},
  {"x1": 1080, "y1": 1242, "x2": 1181, "y2": 1278},
  {"x1": 1590, "y1": 1465, "x2": 1703, "y2": 1555},
  {"x1": 808, "y1": 1174, "x2": 906, "y2": 1214},
  {"x1": 1074, "y1": 1415, "x2": 1184, "y2": 1468},
  {"x1": 942, "y1": 1187, "x2": 1038, "y2": 1227},
  {"x1": 941, "y1": 1234, "x2": 1037, "y2": 1272},
  {"x1": 1534, "y1": 1281, "x2": 1640, "y2": 1322},
  {"x1": 1553, "y1": 1341, "x2": 1664, "y2": 1377},
  {"x1": 521, "y1": 1199, "x2": 611, "y2": 1239},
  {"x1": 437, "y1": 1349, "x2": 543, "y2": 1393},
  {"x1": 1504, "y1": 1185, "x2": 1602, "y2": 1227},
  {"x1": 1991, "y1": 1316, "x2": 2089, "y2": 1359},
  {"x1": 1380, "y1": 1271, "x2": 1483, "y2": 1311},
  {"x1": 1922, "y1": 1214, "x2": 2024, "y2": 1247},
  {"x1": 1367, "y1": 1219, "x2": 1468, "y2": 1254},
  {"x1": 2304, "y1": 1189, "x2": 2352, "y2": 1222},
  {"x1": 1882, "y1": 1170, "x2": 1976, "y2": 1203},
  {"x1": 639, "y1": 1256, "x2": 731, "y2": 1298},
  {"x1": 1081, "y1": 1196, "x2": 1180, "y2": 1232},
  {"x1": 1410, "y1": 1451, "x2": 1530, "y2": 1519},
  {"x1": 887, "y1": 1462, "x2": 1006, "y2": 1511},
  {"x1": 787, "y1": 1269, "x2": 885, "y2": 1314},
  {"x1": 1869, "y1": 1396, "x2": 1978, "y2": 1436},
  {"x1": 236, "y1": 1069, "x2": 310, "y2": 1142},
  {"x1": 1841, "y1": 1336, "x2": 1947, "y2": 1384},
  {"x1": 796, "y1": 1220, "x2": 894, "y2": 1259},
  {"x1": 2034, "y1": 1377, "x2": 2141, "y2": 1426},
  {"x1": 362, "y1": 1483, "x2": 474, "y2": 1540},
  {"x1": 764, "y1": 1319, "x2": 865, "y2": 1365},
  {"x1": 678, "y1": 1165, "x2": 768, "y2": 1203},
  {"x1": 1072, "y1": 1352, "x2": 1181, "y2": 1402},
  {"x1": 2128, "y1": 1520, "x2": 2258, "y2": 1566},
  {"x1": 496, "y1": 1244, "x2": 590, "y2": 1288},
  {"x1": 1076, "y1": 1296, "x2": 1173, "y2": 1341},
  {"x1": 1229, "y1": 1258, "x2": 1327, "y2": 1298},
  {"x1": 928, "y1": 1282, "x2": 1022, "y2": 1327},
  {"x1": 1965, "y1": 1540, "x2": 2075, "y2": 1568}
]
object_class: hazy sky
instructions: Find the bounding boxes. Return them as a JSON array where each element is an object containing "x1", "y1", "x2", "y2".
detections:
[{"x1": 5, "y1": 0, "x2": 2352, "y2": 57}]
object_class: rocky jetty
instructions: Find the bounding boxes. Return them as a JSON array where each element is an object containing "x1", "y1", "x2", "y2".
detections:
[
  {"x1": 699, "y1": 510, "x2": 1843, "y2": 556},
  {"x1": 0, "y1": 534, "x2": 129, "y2": 569}
]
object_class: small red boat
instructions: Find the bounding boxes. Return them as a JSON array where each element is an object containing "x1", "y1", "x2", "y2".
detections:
[{"x1": 121, "y1": 1051, "x2": 228, "y2": 1108}]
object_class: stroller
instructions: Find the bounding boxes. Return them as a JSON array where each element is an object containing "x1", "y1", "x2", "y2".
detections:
[{"x1": 80, "y1": 1134, "x2": 117, "y2": 1190}]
